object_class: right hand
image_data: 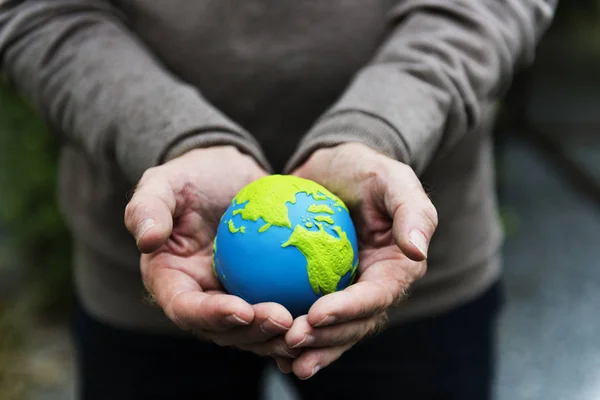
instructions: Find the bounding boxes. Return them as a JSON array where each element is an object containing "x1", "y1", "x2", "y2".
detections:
[{"x1": 124, "y1": 146, "x2": 299, "y2": 359}]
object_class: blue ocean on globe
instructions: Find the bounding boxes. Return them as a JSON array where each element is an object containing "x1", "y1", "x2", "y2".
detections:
[{"x1": 213, "y1": 176, "x2": 359, "y2": 317}]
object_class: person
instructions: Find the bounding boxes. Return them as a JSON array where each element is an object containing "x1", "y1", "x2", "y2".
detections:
[{"x1": 0, "y1": 1, "x2": 556, "y2": 399}]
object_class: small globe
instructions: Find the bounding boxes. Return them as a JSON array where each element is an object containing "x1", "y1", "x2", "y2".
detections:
[{"x1": 213, "y1": 174, "x2": 359, "y2": 317}]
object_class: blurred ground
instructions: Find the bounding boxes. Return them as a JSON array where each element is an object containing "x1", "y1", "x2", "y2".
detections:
[{"x1": 494, "y1": 137, "x2": 600, "y2": 400}]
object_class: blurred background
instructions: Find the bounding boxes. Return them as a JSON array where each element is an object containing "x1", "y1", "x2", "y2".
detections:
[{"x1": 1, "y1": 1, "x2": 600, "y2": 399}]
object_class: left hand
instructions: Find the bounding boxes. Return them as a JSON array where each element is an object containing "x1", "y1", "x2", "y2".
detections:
[{"x1": 275, "y1": 142, "x2": 438, "y2": 379}]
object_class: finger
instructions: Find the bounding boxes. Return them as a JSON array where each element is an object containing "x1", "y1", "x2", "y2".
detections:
[
  {"x1": 199, "y1": 302, "x2": 294, "y2": 346},
  {"x1": 382, "y1": 162, "x2": 438, "y2": 261},
  {"x1": 235, "y1": 337, "x2": 300, "y2": 358},
  {"x1": 124, "y1": 168, "x2": 176, "y2": 253},
  {"x1": 286, "y1": 314, "x2": 387, "y2": 349},
  {"x1": 273, "y1": 357, "x2": 293, "y2": 374},
  {"x1": 306, "y1": 259, "x2": 420, "y2": 327},
  {"x1": 146, "y1": 263, "x2": 254, "y2": 331},
  {"x1": 292, "y1": 343, "x2": 354, "y2": 380}
]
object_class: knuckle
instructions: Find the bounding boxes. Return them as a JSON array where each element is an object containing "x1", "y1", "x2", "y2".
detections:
[
  {"x1": 372, "y1": 280, "x2": 398, "y2": 311},
  {"x1": 125, "y1": 186, "x2": 136, "y2": 201},
  {"x1": 395, "y1": 160, "x2": 414, "y2": 176},
  {"x1": 415, "y1": 261, "x2": 428, "y2": 280},
  {"x1": 318, "y1": 332, "x2": 340, "y2": 347},
  {"x1": 354, "y1": 151, "x2": 389, "y2": 183},
  {"x1": 369, "y1": 160, "x2": 394, "y2": 186},
  {"x1": 140, "y1": 166, "x2": 160, "y2": 183},
  {"x1": 276, "y1": 343, "x2": 299, "y2": 358},
  {"x1": 303, "y1": 352, "x2": 323, "y2": 368},
  {"x1": 168, "y1": 291, "x2": 196, "y2": 331},
  {"x1": 169, "y1": 291, "x2": 186, "y2": 315},
  {"x1": 123, "y1": 200, "x2": 140, "y2": 227}
]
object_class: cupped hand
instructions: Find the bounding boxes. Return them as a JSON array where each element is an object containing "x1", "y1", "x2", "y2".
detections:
[
  {"x1": 124, "y1": 146, "x2": 299, "y2": 359},
  {"x1": 276, "y1": 142, "x2": 438, "y2": 379}
]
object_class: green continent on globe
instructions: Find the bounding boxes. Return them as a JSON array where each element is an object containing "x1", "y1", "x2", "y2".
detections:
[
  {"x1": 282, "y1": 223, "x2": 355, "y2": 296},
  {"x1": 307, "y1": 204, "x2": 334, "y2": 214},
  {"x1": 231, "y1": 175, "x2": 347, "y2": 232},
  {"x1": 215, "y1": 174, "x2": 356, "y2": 296},
  {"x1": 227, "y1": 219, "x2": 245, "y2": 234},
  {"x1": 314, "y1": 215, "x2": 334, "y2": 225},
  {"x1": 212, "y1": 237, "x2": 219, "y2": 276}
]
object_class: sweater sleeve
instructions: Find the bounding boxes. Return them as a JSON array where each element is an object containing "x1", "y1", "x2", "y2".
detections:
[
  {"x1": 0, "y1": 0, "x2": 270, "y2": 183},
  {"x1": 285, "y1": 0, "x2": 557, "y2": 175}
]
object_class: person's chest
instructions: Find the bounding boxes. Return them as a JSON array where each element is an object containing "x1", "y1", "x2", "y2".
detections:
[{"x1": 111, "y1": 0, "x2": 400, "y2": 169}]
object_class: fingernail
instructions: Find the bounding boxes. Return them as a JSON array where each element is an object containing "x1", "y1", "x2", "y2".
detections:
[
  {"x1": 275, "y1": 359, "x2": 291, "y2": 374},
  {"x1": 300, "y1": 365, "x2": 321, "y2": 380},
  {"x1": 225, "y1": 314, "x2": 251, "y2": 326},
  {"x1": 277, "y1": 344, "x2": 298, "y2": 358},
  {"x1": 260, "y1": 318, "x2": 289, "y2": 335},
  {"x1": 290, "y1": 333, "x2": 315, "y2": 348},
  {"x1": 409, "y1": 229, "x2": 429, "y2": 259},
  {"x1": 136, "y1": 218, "x2": 155, "y2": 241},
  {"x1": 314, "y1": 315, "x2": 337, "y2": 327}
]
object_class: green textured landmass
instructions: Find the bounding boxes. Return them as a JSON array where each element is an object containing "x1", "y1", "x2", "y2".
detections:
[
  {"x1": 212, "y1": 237, "x2": 218, "y2": 275},
  {"x1": 232, "y1": 175, "x2": 347, "y2": 232},
  {"x1": 282, "y1": 224, "x2": 354, "y2": 295},
  {"x1": 258, "y1": 223, "x2": 271, "y2": 233},
  {"x1": 314, "y1": 215, "x2": 334, "y2": 225},
  {"x1": 307, "y1": 204, "x2": 334, "y2": 214},
  {"x1": 227, "y1": 219, "x2": 246, "y2": 234}
]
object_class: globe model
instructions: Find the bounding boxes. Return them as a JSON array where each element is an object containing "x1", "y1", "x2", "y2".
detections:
[{"x1": 213, "y1": 174, "x2": 359, "y2": 317}]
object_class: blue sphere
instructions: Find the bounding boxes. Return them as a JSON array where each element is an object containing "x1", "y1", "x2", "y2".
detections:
[{"x1": 213, "y1": 175, "x2": 358, "y2": 317}]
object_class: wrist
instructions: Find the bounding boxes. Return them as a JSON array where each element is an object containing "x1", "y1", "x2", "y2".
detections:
[
  {"x1": 293, "y1": 142, "x2": 387, "y2": 176},
  {"x1": 175, "y1": 145, "x2": 268, "y2": 179},
  {"x1": 284, "y1": 112, "x2": 410, "y2": 175}
]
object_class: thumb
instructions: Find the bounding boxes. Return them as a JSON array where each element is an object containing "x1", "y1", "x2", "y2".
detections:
[
  {"x1": 124, "y1": 169, "x2": 176, "y2": 253},
  {"x1": 383, "y1": 163, "x2": 438, "y2": 262}
]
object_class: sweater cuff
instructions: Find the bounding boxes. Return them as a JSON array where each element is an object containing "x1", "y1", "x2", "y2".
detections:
[
  {"x1": 161, "y1": 130, "x2": 272, "y2": 172},
  {"x1": 284, "y1": 112, "x2": 411, "y2": 173},
  {"x1": 113, "y1": 79, "x2": 270, "y2": 182}
]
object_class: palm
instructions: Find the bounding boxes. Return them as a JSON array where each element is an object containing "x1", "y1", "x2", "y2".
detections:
[
  {"x1": 127, "y1": 147, "x2": 299, "y2": 358},
  {"x1": 277, "y1": 143, "x2": 437, "y2": 379},
  {"x1": 141, "y1": 206, "x2": 226, "y2": 301},
  {"x1": 138, "y1": 153, "x2": 257, "y2": 301}
]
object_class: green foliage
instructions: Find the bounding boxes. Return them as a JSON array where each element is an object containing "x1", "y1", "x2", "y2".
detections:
[
  {"x1": 0, "y1": 83, "x2": 72, "y2": 313},
  {"x1": 0, "y1": 82, "x2": 72, "y2": 399}
]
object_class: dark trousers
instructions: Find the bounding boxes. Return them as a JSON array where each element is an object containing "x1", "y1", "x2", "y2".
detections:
[{"x1": 72, "y1": 282, "x2": 502, "y2": 400}]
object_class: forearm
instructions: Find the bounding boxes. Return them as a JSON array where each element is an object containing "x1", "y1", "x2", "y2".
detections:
[
  {"x1": 286, "y1": 0, "x2": 557, "y2": 174},
  {"x1": 0, "y1": 0, "x2": 269, "y2": 182}
]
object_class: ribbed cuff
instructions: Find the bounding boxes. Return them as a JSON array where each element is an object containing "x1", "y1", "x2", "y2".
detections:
[
  {"x1": 289, "y1": 66, "x2": 451, "y2": 175},
  {"x1": 161, "y1": 130, "x2": 272, "y2": 172},
  {"x1": 284, "y1": 111, "x2": 411, "y2": 173},
  {"x1": 114, "y1": 80, "x2": 270, "y2": 182}
]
